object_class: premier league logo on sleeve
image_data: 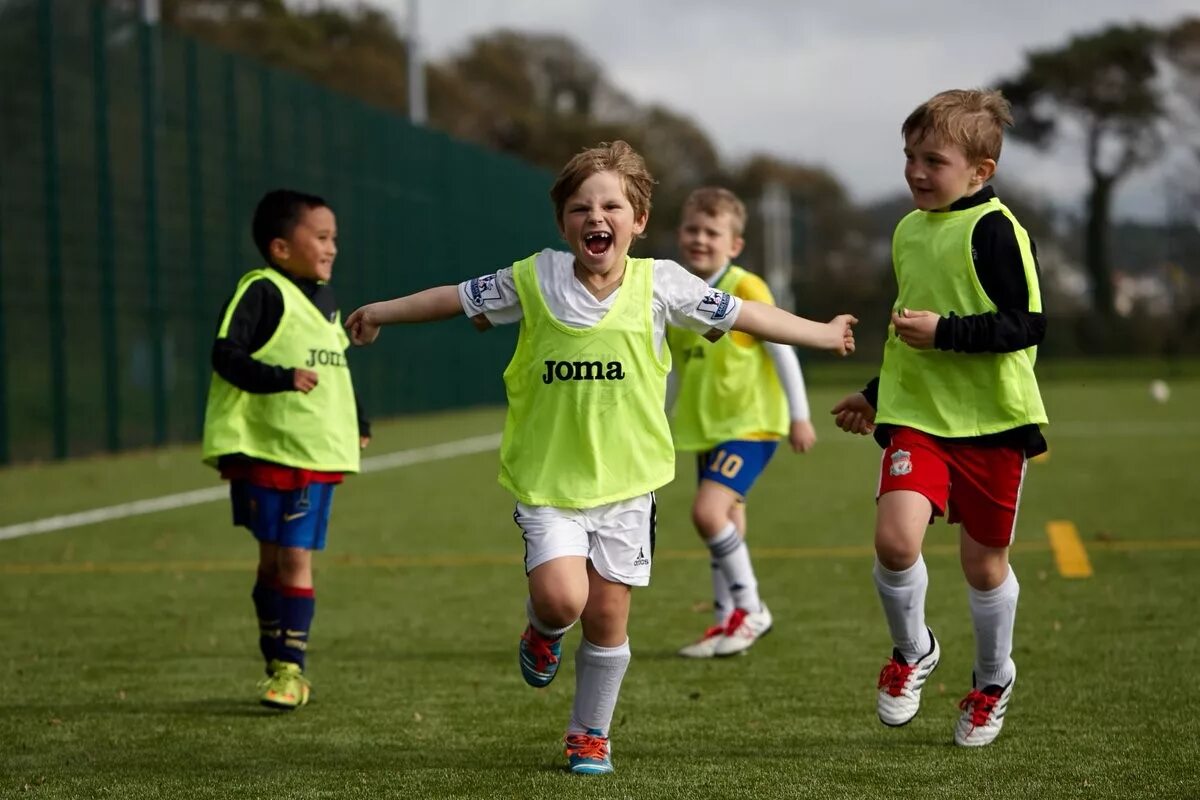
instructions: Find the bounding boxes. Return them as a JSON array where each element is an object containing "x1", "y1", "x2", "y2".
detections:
[
  {"x1": 697, "y1": 290, "x2": 732, "y2": 321},
  {"x1": 467, "y1": 274, "x2": 501, "y2": 307}
]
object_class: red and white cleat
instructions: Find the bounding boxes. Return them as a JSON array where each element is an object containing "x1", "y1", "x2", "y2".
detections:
[
  {"x1": 876, "y1": 630, "x2": 940, "y2": 727},
  {"x1": 954, "y1": 669, "x2": 1015, "y2": 747}
]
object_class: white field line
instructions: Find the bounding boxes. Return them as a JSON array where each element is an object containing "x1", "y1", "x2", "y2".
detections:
[
  {"x1": 0, "y1": 433, "x2": 502, "y2": 543},
  {"x1": 1, "y1": 419, "x2": 1193, "y2": 543}
]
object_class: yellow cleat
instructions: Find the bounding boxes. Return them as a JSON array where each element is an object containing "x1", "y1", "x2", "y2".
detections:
[{"x1": 257, "y1": 660, "x2": 311, "y2": 710}]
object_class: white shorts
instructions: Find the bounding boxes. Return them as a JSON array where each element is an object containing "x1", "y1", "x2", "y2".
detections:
[{"x1": 515, "y1": 493, "x2": 656, "y2": 587}]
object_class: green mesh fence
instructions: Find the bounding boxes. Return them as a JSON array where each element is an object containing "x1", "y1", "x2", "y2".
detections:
[{"x1": 0, "y1": 0, "x2": 560, "y2": 464}]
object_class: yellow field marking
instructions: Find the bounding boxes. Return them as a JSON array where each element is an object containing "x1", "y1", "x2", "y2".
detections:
[
  {"x1": 2, "y1": 537, "x2": 1195, "y2": 576},
  {"x1": 1046, "y1": 520, "x2": 1093, "y2": 578}
]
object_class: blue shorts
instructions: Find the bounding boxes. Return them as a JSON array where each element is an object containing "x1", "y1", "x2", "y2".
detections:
[
  {"x1": 695, "y1": 440, "x2": 780, "y2": 498},
  {"x1": 230, "y1": 481, "x2": 335, "y2": 550}
]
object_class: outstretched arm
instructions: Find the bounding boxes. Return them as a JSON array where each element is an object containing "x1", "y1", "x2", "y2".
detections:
[
  {"x1": 733, "y1": 300, "x2": 856, "y2": 355},
  {"x1": 345, "y1": 286, "x2": 463, "y2": 345}
]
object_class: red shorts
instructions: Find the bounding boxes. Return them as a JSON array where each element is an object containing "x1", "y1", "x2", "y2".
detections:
[{"x1": 877, "y1": 427, "x2": 1027, "y2": 547}]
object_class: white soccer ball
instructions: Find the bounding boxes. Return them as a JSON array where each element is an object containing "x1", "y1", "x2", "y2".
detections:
[{"x1": 1149, "y1": 379, "x2": 1170, "y2": 403}]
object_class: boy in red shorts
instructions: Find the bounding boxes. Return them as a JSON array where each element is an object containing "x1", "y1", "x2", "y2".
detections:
[{"x1": 832, "y1": 89, "x2": 1047, "y2": 747}]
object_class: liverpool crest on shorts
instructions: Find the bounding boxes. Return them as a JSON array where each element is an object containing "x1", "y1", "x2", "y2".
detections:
[{"x1": 889, "y1": 449, "x2": 913, "y2": 477}]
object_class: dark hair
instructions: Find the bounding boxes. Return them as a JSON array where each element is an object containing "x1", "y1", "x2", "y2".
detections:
[{"x1": 251, "y1": 189, "x2": 329, "y2": 265}]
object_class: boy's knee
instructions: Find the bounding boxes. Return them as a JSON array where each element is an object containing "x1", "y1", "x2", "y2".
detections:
[
  {"x1": 961, "y1": 553, "x2": 1011, "y2": 591},
  {"x1": 874, "y1": 523, "x2": 922, "y2": 570},
  {"x1": 275, "y1": 547, "x2": 312, "y2": 582},
  {"x1": 692, "y1": 503, "x2": 733, "y2": 539},
  {"x1": 531, "y1": 588, "x2": 587, "y2": 627}
]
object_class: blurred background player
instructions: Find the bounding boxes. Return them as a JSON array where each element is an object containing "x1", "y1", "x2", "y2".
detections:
[
  {"x1": 344, "y1": 141, "x2": 856, "y2": 774},
  {"x1": 667, "y1": 187, "x2": 816, "y2": 658},
  {"x1": 832, "y1": 89, "x2": 1047, "y2": 747},
  {"x1": 202, "y1": 189, "x2": 371, "y2": 710}
]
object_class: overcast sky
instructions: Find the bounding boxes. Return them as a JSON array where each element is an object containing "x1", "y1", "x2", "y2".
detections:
[{"x1": 357, "y1": 1, "x2": 1197, "y2": 221}]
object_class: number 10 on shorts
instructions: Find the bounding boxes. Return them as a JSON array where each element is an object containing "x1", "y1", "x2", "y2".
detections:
[{"x1": 707, "y1": 449, "x2": 744, "y2": 478}]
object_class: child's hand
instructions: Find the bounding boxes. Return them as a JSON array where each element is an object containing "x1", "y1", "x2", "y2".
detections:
[
  {"x1": 891, "y1": 308, "x2": 939, "y2": 349},
  {"x1": 830, "y1": 392, "x2": 875, "y2": 435},
  {"x1": 789, "y1": 419, "x2": 817, "y2": 453},
  {"x1": 345, "y1": 305, "x2": 381, "y2": 346},
  {"x1": 293, "y1": 368, "x2": 319, "y2": 393},
  {"x1": 828, "y1": 314, "x2": 857, "y2": 356}
]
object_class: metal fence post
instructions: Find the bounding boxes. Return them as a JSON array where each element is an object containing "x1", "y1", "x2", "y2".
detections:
[
  {"x1": 39, "y1": 0, "x2": 67, "y2": 458},
  {"x1": 224, "y1": 52, "x2": 241, "y2": 284},
  {"x1": 139, "y1": 9, "x2": 167, "y2": 444},
  {"x1": 185, "y1": 38, "x2": 207, "y2": 437},
  {"x1": 93, "y1": 1, "x2": 120, "y2": 452}
]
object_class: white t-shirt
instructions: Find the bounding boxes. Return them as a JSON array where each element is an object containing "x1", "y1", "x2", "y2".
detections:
[{"x1": 456, "y1": 249, "x2": 742, "y2": 351}]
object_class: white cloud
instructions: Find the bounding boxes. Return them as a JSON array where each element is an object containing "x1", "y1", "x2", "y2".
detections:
[{"x1": 344, "y1": 1, "x2": 1199, "y2": 219}]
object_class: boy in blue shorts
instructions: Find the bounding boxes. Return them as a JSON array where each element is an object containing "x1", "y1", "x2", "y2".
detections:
[
  {"x1": 668, "y1": 187, "x2": 816, "y2": 658},
  {"x1": 344, "y1": 141, "x2": 857, "y2": 774},
  {"x1": 202, "y1": 189, "x2": 370, "y2": 710}
]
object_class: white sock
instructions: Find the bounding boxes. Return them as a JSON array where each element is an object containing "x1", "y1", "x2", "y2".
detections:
[
  {"x1": 874, "y1": 556, "x2": 932, "y2": 662},
  {"x1": 526, "y1": 596, "x2": 574, "y2": 640},
  {"x1": 568, "y1": 638, "x2": 631, "y2": 737},
  {"x1": 707, "y1": 523, "x2": 762, "y2": 612},
  {"x1": 968, "y1": 567, "x2": 1019, "y2": 688},
  {"x1": 710, "y1": 559, "x2": 733, "y2": 624}
]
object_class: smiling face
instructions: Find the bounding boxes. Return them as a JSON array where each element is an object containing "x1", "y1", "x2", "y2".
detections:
[
  {"x1": 271, "y1": 205, "x2": 338, "y2": 281},
  {"x1": 903, "y1": 130, "x2": 994, "y2": 211},
  {"x1": 677, "y1": 208, "x2": 744, "y2": 279},
  {"x1": 558, "y1": 170, "x2": 648, "y2": 277}
]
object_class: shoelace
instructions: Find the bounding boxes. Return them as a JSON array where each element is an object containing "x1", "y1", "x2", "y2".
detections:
[
  {"x1": 958, "y1": 688, "x2": 998, "y2": 728},
  {"x1": 565, "y1": 733, "x2": 609, "y2": 761},
  {"x1": 522, "y1": 629, "x2": 560, "y2": 672},
  {"x1": 723, "y1": 608, "x2": 750, "y2": 636},
  {"x1": 257, "y1": 667, "x2": 309, "y2": 694},
  {"x1": 700, "y1": 624, "x2": 726, "y2": 640},
  {"x1": 877, "y1": 659, "x2": 916, "y2": 697}
]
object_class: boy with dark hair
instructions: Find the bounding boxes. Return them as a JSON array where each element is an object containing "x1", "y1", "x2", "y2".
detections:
[
  {"x1": 832, "y1": 89, "x2": 1048, "y2": 746},
  {"x1": 203, "y1": 189, "x2": 370, "y2": 710}
]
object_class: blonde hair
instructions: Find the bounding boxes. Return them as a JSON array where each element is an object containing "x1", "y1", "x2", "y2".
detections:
[
  {"x1": 902, "y1": 89, "x2": 1013, "y2": 163},
  {"x1": 681, "y1": 187, "x2": 747, "y2": 237},
  {"x1": 550, "y1": 140, "x2": 656, "y2": 229}
]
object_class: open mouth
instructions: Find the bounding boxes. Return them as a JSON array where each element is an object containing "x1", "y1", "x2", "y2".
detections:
[{"x1": 584, "y1": 231, "x2": 612, "y2": 256}]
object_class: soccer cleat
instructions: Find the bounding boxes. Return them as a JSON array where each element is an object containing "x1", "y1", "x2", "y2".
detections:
[
  {"x1": 565, "y1": 729, "x2": 614, "y2": 775},
  {"x1": 713, "y1": 605, "x2": 773, "y2": 657},
  {"x1": 258, "y1": 660, "x2": 311, "y2": 711},
  {"x1": 876, "y1": 630, "x2": 940, "y2": 727},
  {"x1": 518, "y1": 624, "x2": 562, "y2": 687},
  {"x1": 677, "y1": 622, "x2": 728, "y2": 658},
  {"x1": 954, "y1": 669, "x2": 1015, "y2": 747}
]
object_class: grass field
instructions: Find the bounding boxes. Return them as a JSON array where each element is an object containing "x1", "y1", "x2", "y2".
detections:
[{"x1": 2, "y1": 376, "x2": 1198, "y2": 799}]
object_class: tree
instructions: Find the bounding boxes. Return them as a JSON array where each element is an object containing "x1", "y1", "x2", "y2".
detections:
[{"x1": 999, "y1": 24, "x2": 1168, "y2": 316}]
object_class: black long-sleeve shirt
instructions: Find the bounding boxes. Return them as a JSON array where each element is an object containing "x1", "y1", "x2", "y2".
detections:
[
  {"x1": 862, "y1": 187, "x2": 1046, "y2": 456},
  {"x1": 211, "y1": 267, "x2": 371, "y2": 438}
]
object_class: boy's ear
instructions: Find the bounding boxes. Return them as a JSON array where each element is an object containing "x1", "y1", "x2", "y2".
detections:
[
  {"x1": 633, "y1": 211, "x2": 649, "y2": 236},
  {"x1": 268, "y1": 237, "x2": 290, "y2": 263},
  {"x1": 729, "y1": 235, "x2": 746, "y2": 260},
  {"x1": 972, "y1": 158, "x2": 997, "y2": 186}
]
